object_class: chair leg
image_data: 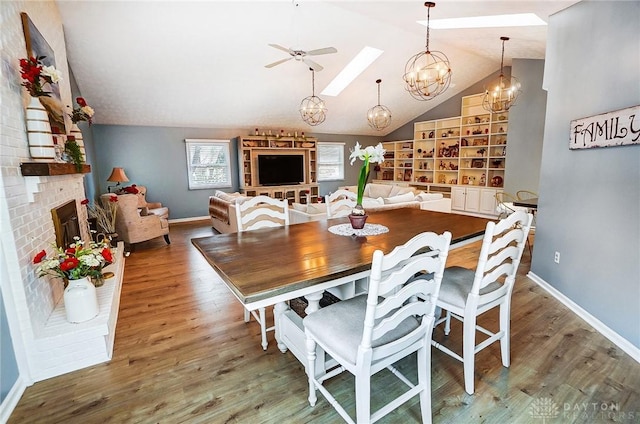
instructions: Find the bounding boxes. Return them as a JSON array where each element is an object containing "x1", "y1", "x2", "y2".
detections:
[
  {"x1": 499, "y1": 302, "x2": 511, "y2": 368},
  {"x1": 355, "y1": 373, "x2": 371, "y2": 424},
  {"x1": 164, "y1": 234, "x2": 170, "y2": 244},
  {"x1": 305, "y1": 336, "x2": 318, "y2": 407},
  {"x1": 418, "y1": 341, "x2": 432, "y2": 424},
  {"x1": 463, "y1": 314, "x2": 477, "y2": 395},
  {"x1": 243, "y1": 308, "x2": 250, "y2": 323},
  {"x1": 444, "y1": 310, "x2": 452, "y2": 335}
]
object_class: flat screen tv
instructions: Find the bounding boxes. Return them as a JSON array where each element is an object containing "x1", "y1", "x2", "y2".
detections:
[{"x1": 258, "y1": 154, "x2": 304, "y2": 186}]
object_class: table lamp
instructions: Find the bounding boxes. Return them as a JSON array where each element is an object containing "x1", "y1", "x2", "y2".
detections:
[{"x1": 107, "y1": 167, "x2": 129, "y2": 193}]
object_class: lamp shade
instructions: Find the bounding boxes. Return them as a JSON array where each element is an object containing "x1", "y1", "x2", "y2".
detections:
[{"x1": 107, "y1": 167, "x2": 129, "y2": 183}]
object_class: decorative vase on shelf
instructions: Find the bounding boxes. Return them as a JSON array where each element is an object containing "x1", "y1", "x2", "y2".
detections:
[
  {"x1": 63, "y1": 277, "x2": 99, "y2": 323},
  {"x1": 69, "y1": 123, "x2": 86, "y2": 161},
  {"x1": 25, "y1": 96, "x2": 55, "y2": 161}
]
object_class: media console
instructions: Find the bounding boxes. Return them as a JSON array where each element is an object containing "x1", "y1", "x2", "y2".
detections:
[{"x1": 238, "y1": 134, "x2": 319, "y2": 204}]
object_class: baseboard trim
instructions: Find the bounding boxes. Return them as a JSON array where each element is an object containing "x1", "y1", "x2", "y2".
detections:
[
  {"x1": 527, "y1": 271, "x2": 640, "y2": 364},
  {"x1": 168, "y1": 216, "x2": 210, "y2": 224},
  {"x1": 0, "y1": 375, "x2": 27, "y2": 423}
]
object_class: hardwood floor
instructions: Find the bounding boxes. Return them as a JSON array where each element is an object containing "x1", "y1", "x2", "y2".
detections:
[{"x1": 9, "y1": 220, "x2": 640, "y2": 423}]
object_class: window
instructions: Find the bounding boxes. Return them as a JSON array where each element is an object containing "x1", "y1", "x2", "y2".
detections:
[
  {"x1": 185, "y1": 139, "x2": 231, "y2": 189},
  {"x1": 317, "y1": 142, "x2": 345, "y2": 181}
]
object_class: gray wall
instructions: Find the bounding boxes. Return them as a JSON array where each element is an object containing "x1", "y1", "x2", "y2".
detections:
[
  {"x1": 504, "y1": 59, "x2": 546, "y2": 195},
  {"x1": 532, "y1": 1, "x2": 640, "y2": 347},
  {"x1": 91, "y1": 125, "x2": 382, "y2": 219}
]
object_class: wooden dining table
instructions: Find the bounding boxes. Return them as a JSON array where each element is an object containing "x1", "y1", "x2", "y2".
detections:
[{"x1": 192, "y1": 208, "x2": 491, "y2": 366}]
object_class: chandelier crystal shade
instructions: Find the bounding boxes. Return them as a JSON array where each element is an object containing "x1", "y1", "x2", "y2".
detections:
[
  {"x1": 299, "y1": 68, "x2": 327, "y2": 126},
  {"x1": 482, "y1": 36, "x2": 521, "y2": 113},
  {"x1": 403, "y1": 2, "x2": 452, "y2": 101},
  {"x1": 367, "y1": 79, "x2": 392, "y2": 131}
]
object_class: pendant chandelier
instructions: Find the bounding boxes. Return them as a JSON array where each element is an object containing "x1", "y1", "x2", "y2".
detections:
[
  {"x1": 482, "y1": 36, "x2": 521, "y2": 113},
  {"x1": 367, "y1": 79, "x2": 392, "y2": 131},
  {"x1": 403, "y1": 2, "x2": 452, "y2": 101},
  {"x1": 299, "y1": 68, "x2": 326, "y2": 126}
]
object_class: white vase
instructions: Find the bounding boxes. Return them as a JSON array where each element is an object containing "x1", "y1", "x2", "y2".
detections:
[
  {"x1": 69, "y1": 123, "x2": 86, "y2": 161},
  {"x1": 64, "y1": 277, "x2": 99, "y2": 323},
  {"x1": 25, "y1": 96, "x2": 55, "y2": 161}
]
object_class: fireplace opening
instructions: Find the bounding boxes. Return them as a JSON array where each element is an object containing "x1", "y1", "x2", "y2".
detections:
[{"x1": 51, "y1": 200, "x2": 81, "y2": 248}]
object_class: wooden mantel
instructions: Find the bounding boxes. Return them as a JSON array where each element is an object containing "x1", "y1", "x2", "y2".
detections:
[{"x1": 20, "y1": 162, "x2": 91, "y2": 176}]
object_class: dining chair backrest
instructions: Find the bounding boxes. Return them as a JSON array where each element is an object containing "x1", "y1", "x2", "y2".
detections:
[
  {"x1": 235, "y1": 195, "x2": 289, "y2": 232},
  {"x1": 470, "y1": 210, "x2": 533, "y2": 298},
  {"x1": 325, "y1": 189, "x2": 357, "y2": 218},
  {"x1": 362, "y1": 231, "x2": 452, "y2": 362},
  {"x1": 495, "y1": 191, "x2": 518, "y2": 218}
]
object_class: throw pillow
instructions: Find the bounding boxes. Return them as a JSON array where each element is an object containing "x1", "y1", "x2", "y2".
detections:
[
  {"x1": 384, "y1": 191, "x2": 415, "y2": 204},
  {"x1": 416, "y1": 192, "x2": 444, "y2": 202},
  {"x1": 388, "y1": 185, "x2": 415, "y2": 197},
  {"x1": 362, "y1": 197, "x2": 384, "y2": 208},
  {"x1": 366, "y1": 184, "x2": 392, "y2": 199}
]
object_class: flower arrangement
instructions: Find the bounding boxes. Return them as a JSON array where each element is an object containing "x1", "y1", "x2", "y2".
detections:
[
  {"x1": 33, "y1": 237, "x2": 112, "y2": 284},
  {"x1": 119, "y1": 185, "x2": 139, "y2": 194},
  {"x1": 82, "y1": 196, "x2": 118, "y2": 234},
  {"x1": 349, "y1": 142, "x2": 386, "y2": 215},
  {"x1": 19, "y1": 56, "x2": 62, "y2": 97},
  {"x1": 69, "y1": 97, "x2": 95, "y2": 125}
]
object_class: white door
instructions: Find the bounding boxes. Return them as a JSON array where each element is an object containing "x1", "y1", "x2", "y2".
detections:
[
  {"x1": 465, "y1": 187, "x2": 481, "y2": 212},
  {"x1": 451, "y1": 187, "x2": 466, "y2": 211},
  {"x1": 479, "y1": 188, "x2": 499, "y2": 216}
]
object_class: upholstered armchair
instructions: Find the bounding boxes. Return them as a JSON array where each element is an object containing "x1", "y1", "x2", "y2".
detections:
[{"x1": 103, "y1": 194, "x2": 170, "y2": 246}]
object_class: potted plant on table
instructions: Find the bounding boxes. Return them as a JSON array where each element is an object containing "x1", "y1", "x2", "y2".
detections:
[{"x1": 348, "y1": 142, "x2": 386, "y2": 229}]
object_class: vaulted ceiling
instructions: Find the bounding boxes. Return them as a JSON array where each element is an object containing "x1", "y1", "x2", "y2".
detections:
[{"x1": 57, "y1": 0, "x2": 578, "y2": 136}]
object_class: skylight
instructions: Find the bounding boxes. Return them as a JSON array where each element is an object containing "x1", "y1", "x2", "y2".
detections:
[
  {"x1": 321, "y1": 46, "x2": 383, "y2": 97},
  {"x1": 423, "y1": 13, "x2": 547, "y2": 29}
]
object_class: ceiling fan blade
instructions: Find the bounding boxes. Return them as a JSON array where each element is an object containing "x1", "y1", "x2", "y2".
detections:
[
  {"x1": 306, "y1": 47, "x2": 337, "y2": 56},
  {"x1": 303, "y1": 58, "x2": 323, "y2": 72},
  {"x1": 265, "y1": 57, "x2": 293, "y2": 68},
  {"x1": 268, "y1": 43, "x2": 294, "y2": 54}
]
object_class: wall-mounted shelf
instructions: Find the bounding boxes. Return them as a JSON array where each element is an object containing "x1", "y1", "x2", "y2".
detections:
[{"x1": 20, "y1": 162, "x2": 91, "y2": 176}]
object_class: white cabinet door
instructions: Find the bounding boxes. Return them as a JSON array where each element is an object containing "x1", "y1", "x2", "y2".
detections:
[
  {"x1": 479, "y1": 188, "x2": 500, "y2": 215},
  {"x1": 451, "y1": 187, "x2": 466, "y2": 211},
  {"x1": 464, "y1": 187, "x2": 481, "y2": 212}
]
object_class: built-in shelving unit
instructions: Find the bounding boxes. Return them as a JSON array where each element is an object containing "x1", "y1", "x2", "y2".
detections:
[
  {"x1": 375, "y1": 93, "x2": 509, "y2": 217},
  {"x1": 238, "y1": 135, "x2": 319, "y2": 204}
]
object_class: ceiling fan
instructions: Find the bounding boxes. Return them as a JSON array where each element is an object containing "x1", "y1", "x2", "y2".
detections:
[{"x1": 265, "y1": 44, "x2": 337, "y2": 72}]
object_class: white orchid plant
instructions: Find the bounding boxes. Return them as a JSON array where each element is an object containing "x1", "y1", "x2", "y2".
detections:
[{"x1": 349, "y1": 142, "x2": 386, "y2": 215}]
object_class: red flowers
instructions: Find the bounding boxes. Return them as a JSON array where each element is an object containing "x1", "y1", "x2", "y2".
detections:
[
  {"x1": 33, "y1": 250, "x2": 46, "y2": 264},
  {"x1": 76, "y1": 97, "x2": 87, "y2": 107},
  {"x1": 81, "y1": 198, "x2": 89, "y2": 205},
  {"x1": 108, "y1": 195, "x2": 118, "y2": 202},
  {"x1": 20, "y1": 57, "x2": 41, "y2": 83},
  {"x1": 101, "y1": 248, "x2": 113, "y2": 263},
  {"x1": 60, "y1": 257, "x2": 79, "y2": 271}
]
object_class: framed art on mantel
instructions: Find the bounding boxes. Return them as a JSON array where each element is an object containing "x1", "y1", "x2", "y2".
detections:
[{"x1": 21, "y1": 12, "x2": 66, "y2": 134}]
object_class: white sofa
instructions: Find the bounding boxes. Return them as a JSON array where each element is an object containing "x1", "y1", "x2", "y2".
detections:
[{"x1": 289, "y1": 183, "x2": 451, "y2": 224}]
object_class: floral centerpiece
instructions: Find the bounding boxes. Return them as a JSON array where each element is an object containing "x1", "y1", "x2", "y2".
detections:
[
  {"x1": 33, "y1": 237, "x2": 113, "y2": 287},
  {"x1": 349, "y1": 142, "x2": 386, "y2": 216},
  {"x1": 19, "y1": 56, "x2": 62, "y2": 97},
  {"x1": 69, "y1": 97, "x2": 95, "y2": 125},
  {"x1": 82, "y1": 196, "x2": 118, "y2": 237}
]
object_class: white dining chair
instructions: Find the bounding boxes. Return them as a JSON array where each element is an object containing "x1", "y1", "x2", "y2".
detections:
[
  {"x1": 235, "y1": 195, "x2": 289, "y2": 350},
  {"x1": 325, "y1": 189, "x2": 357, "y2": 218},
  {"x1": 432, "y1": 210, "x2": 533, "y2": 394},
  {"x1": 304, "y1": 231, "x2": 452, "y2": 424}
]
